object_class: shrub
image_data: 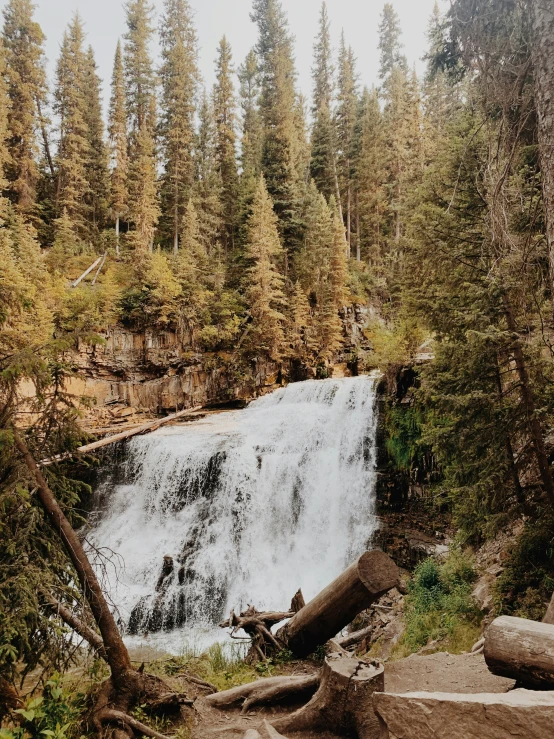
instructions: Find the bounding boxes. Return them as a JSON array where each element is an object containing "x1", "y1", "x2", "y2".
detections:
[{"x1": 397, "y1": 551, "x2": 482, "y2": 656}]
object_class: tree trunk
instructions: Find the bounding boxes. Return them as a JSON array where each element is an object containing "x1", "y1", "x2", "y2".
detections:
[
  {"x1": 276, "y1": 550, "x2": 399, "y2": 658},
  {"x1": 14, "y1": 433, "x2": 133, "y2": 685},
  {"x1": 271, "y1": 654, "x2": 384, "y2": 739},
  {"x1": 529, "y1": 0, "x2": 554, "y2": 304},
  {"x1": 115, "y1": 216, "x2": 120, "y2": 256},
  {"x1": 503, "y1": 295, "x2": 554, "y2": 508},
  {"x1": 484, "y1": 615, "x2": 554, "y2": 688}
]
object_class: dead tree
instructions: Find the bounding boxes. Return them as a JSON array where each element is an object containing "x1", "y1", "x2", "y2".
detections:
[
  {"x1": 14, "y1": 433, "x2": 190, "y2": 739},
  {"x1": 277, "y1": 550, "x2": 399, "y2": 657},
  {"x1": 271, "y1": 654, "x2": 384, "y2": 739}
]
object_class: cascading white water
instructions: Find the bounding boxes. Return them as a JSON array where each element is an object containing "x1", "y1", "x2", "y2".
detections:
[{"x1": 88, "y1": 375, "x2": 379, "y2": 652}]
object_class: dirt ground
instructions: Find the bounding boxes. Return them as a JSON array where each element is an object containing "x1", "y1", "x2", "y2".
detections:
[{"x1": 189, "y1": 651, "x2": 515, "y2": 738}]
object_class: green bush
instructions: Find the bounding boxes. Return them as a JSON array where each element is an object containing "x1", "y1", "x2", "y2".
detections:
[
  {"x1": 495, "y1": 513, "x2": 554, "y2": 620},
  {"x1": 397, "y1": 551, "x2": 482, "y2": 655},
  {"x1": 0, "y1": 675, "x2": 83, "y2": 739}
]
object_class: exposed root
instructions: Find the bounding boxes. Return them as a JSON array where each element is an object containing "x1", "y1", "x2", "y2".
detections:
[
  {"x1": 175, "y1": 673, "x2": 217, "y2": 694},
  {"x1": 203, "y1": 674, "x2": 319, "y2": 711},
  {"x1": 98, "y1": 709, "x2": 172, "y2": 739}
]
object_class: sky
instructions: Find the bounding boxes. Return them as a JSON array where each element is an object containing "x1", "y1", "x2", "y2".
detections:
[{"x1": 1, "y1": 0, "x2": 445, "y2": 111}]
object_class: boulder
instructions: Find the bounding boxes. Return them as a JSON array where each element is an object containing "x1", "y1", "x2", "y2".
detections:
[{"x1": 373, "y1": 689, "x2": 554, "y2": 739}]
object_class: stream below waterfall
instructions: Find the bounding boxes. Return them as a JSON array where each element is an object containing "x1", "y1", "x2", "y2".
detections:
[{"x1": 88, "y1": 375, "x2": 379, "y2": 653}]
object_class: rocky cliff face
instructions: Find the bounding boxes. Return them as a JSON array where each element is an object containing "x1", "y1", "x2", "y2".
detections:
[{"x1": 65, "y1": 305, "x2": 373, "y2": 417}]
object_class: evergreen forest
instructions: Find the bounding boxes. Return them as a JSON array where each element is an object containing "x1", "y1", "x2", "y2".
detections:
[{"x1": 3, "y1": 0, "x2": 554, "y2": 732}]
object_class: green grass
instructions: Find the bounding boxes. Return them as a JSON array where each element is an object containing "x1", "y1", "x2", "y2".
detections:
[{"x1": 392, "y1": 551, "x2": 483, "y2": 658}]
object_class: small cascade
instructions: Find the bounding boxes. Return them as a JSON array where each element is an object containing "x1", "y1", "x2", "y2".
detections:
[{"x1": 89, "y1": 376, "x2": 379, "y2": 649}]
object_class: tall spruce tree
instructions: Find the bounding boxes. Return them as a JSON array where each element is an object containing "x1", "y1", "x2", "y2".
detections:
[
  {"x1": 193, "y1": 91, "x2": 223, "y2": 258},
  {"x1": 108, "y1": 40, "x2": 128, "y2": 252},
  {"x1": 251, "y1": 0, "x2": 302, "y2": 255},
  {"x1": 378, "y1": 2, "x2": 407, "y2": 93},
  {"x1": 159, "y1": 0, "x2": 198, "y2": 252},
  {"x1": 124, "y1": 0, "x2": 159, "y2": 253},
  {"x1": 213, "y1": 36, "x2": 238, "y2": 256},
  {"x1": 0, "y1": 39, "x2": 10, "y2": 216},
  {"x1": 237, "y1": 49, "x2": 263, "y2": 239},
  {"x1": 243, "y1": 175, "x2": 286, "y2": 362},
  {"x1": 310, "y1": 2, "x2": 337, "y2": 201},
  {"x1": 335, "y1": 34, "x2": 358, "y2": 255},
  {"x1": 2, "y1": 0, "x2": 47, "y2": 215},
  {"x1": 54, "y1": 15, "x2": 90, "y2": 236},
  {"x1": 83, "y1": 46, "x2": 109, "y2": 234}
]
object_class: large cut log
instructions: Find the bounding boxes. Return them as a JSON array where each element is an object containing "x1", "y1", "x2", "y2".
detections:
[
  {"x1": 484, "y1": 615, "x2": 554, "y2": 688},
  {"x1": 373, "y1": 689, "x2": 554, "y2": 739},
  {"x1": 202, "y1": 675, "x2": 319, "y2": 711},
  {"x1": 271, "y1": 653, "x2": 384, "y2": 739},
  {"x1": 277, "y1": 550, "x2": 399, "y2": 658}
]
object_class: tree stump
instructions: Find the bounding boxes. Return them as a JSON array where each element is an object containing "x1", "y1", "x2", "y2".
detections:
[
  {"x1": 484, "y1": 615, "x2": 554, "y2": 687},
  {"x1": 270, "y1": 653, "x2": 384, "y2": 739},
  {"x1": 277, "y1": 550, "x2": 399, "y2": 658}
]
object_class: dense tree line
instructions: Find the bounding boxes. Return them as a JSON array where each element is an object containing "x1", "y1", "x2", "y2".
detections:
[
  {"x1": 3, "y1": 0, "x2": 554, "y2": 698},
  {"x1": 0, "y1": 0, "x2": 426, "y2": 372}
]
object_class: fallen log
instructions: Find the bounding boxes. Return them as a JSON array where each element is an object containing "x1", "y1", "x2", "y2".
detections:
[
  {"x1": 244, "y1": 721, "x2": 289, "y2": 739},
  {"x1": 277, "y1": 550, "x2": 399, "y2": 658},
  {"x1": 337, "y1": 623, "x2": 374, "y2": 649},
  {"x1": 271, "y1": 653, "x2": 384, "y2": 739},
  {"x1": 40, "y1": 406, "x2": 203, "y2": 466},
  {"x1": 484, "y1": 615, "x2": 554, "y2": 688},
  {"x1": 373, "y1": 689, "x2": 554, "y2": 739},
  {"x1": 203, "y1": 674, "x2": 319, "y2": 711},
  {"x1": 71, "y1": 255, "x2": 104, "y2": 288}
]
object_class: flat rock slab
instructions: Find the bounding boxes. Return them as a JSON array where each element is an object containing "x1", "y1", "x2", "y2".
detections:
[
  {"x1": 374, "y1": 689, "x2": 554, "y2": 739},
  {"x1": 385, "y1": 652, "x2": 514, "y2": 694}
]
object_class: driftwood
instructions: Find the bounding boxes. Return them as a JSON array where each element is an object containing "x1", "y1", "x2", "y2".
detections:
[
  {"x1": 220, "y1": 591, "x2": 305, "y2": 659},
  {"x1": 277, "y1": 550, "x2": 399, "y2": 658},
  {"x1": 203, "y1": 675, "x2": 319, "y2": 713},
  {"x1": 40, "y1": 406, "x2": 203, "y2": 466},
  {"x1": 271, "y1": 654, "x2": 384, "y2": 739},
  {"x1": 484, "y1": 615, "x2": 554, "y2": 687}
]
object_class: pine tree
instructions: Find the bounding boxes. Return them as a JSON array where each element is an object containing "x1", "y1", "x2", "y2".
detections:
[
  {"x1": 193, "y1": 92, "x2": 223, "y2": 258},
  {"x1": 288, "y1": 280, "x2": 316, "y2": 363},
  {"x1": 378, "y1": 2, "x2": 407, "y2": 94},
  {"x1": 159, "y1": 0, "x2": 198, "y2": 252},
  {"x1": 213, "y1": 36, "x2": 238, "y2": 256},
  {"x1": 124, "y1": 0, "x2": 159, "y2": 253},
  {"x1": 352, "y1": 87, "x2": 387, "y2": 264},
  {"x1": 310, "y1": 2, "x2": 337, "y2": 200},
  {"x1": 243, "y1": 175, "x2": 286, "y2": 362},
  {"x1": 237, "y1": 49, "x2": 263, "y2": 237},
  {"x1": 108, "y1": 40, "x2": 128, "y2": 252},
  {"x1": 2, "y1": 0, "x2": 47, "y2": 214},
  {"x1": 54, "y1": 15, "x2": 90, "y2": 236},
  {"x1": 0, "y1": 39, "x2": 10, "y2": 218},
  {"x1": 295, "y1": 181, "x2": 333, "y2": 297},
  {"x1": 251, "y1": 0, "x2": 302, "y2": 253},
  {"x1": 329, "y1": 205, "x2": 349, "y2": 309},
  {"x1": 83, "y1": 45, "x2": 109, "y2": 233},
  {"x1": 335, "y1": 34, "x2": 358, "y2": 255},
  {"x1": 317, "y1": 281, "x2": 343, "y2": 363}
]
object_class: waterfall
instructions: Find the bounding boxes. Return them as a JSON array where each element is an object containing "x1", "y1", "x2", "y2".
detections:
[{"x1": 89, "y1": 375, "x2": 379, "y2": 651}]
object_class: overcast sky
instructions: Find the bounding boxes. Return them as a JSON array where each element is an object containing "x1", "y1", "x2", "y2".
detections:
[{"x1": 2, "y1": 0, "x2": 446, "y2": 111}]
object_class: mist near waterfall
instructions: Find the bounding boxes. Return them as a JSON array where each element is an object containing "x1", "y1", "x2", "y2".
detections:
[{"x1": 88, "y1": 376, "x2": 379, "y2": 651}]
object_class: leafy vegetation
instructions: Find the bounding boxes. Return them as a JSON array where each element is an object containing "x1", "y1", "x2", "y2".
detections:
[{"x1": 394, "y1": 552, "x2": 482, "y2": 657}]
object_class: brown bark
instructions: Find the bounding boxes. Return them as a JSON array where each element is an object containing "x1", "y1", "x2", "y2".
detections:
[
  {"x1": 484, "y1": 615, "x2": 554, "y2": 687},
  {"x1": 42, "y1": 591, "x2": 107, "y2": 661},
  {"x1": 0, "y1": 676, "x2": 22, "y2": 718},
  {"x1": 503, "y1": 295, "x2": 554, "y2": 508},
  {"x1": 203, "y1": 675, "x2": 319, "y2": 712},
  {"x1": 277, "y1": 550, "x2": 399, "y2": 658},
  {"x1": 15, "y1": 433, "x2": 133, "y2": 685},
  {"x1": 529, "y1": 0, "x2": 554, "y2": 300},
  {"x1": 337, "y1": 623, "x2": 374, "y2": 649},
  {"x1": 271, "y1": 653, "x2": 384, "y2": 739}
]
